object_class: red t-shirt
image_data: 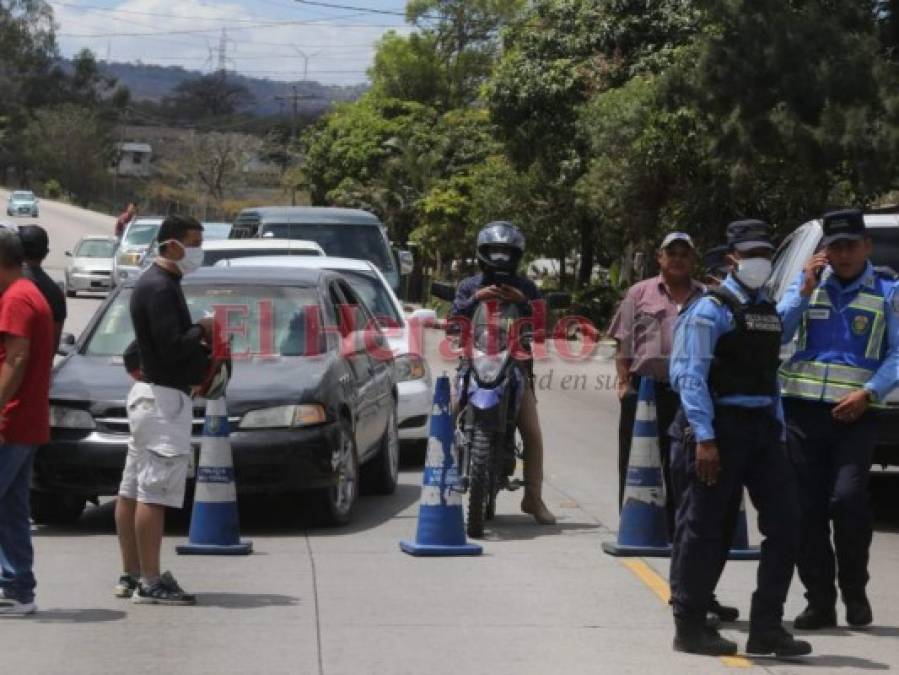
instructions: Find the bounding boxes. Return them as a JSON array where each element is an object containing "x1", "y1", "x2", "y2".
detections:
[{"x1": 0, "y1": 278, "x2": 54, "y2": 444}]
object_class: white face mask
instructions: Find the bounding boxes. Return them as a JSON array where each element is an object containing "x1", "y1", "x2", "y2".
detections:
[
  {"x1": 735, "y1": 257, "x2": 772, "y2": 290},
  {"x1": 166, "y1": 240, "x2": 203, "y2": 276}
]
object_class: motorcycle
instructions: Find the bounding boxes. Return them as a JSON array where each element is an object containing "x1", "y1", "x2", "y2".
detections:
[{"x1": 431, "y1": 281, "x2": 569, "y2": 538}]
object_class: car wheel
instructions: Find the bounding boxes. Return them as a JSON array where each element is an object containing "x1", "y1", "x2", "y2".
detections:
[
  {"x1": 363, "y1": 407, "x2": 400, "y2": 495},
  {"x1": 65, "y1": 281, "x2": 76, "y2": 298},
  {"x1": 314, "y1": 418, "x2": 359, "y2": 526},
  {"x1": 30, "y1": 491, "x2": 86, "y2": 526}
]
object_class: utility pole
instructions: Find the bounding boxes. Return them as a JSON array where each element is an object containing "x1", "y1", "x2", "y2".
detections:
[{"x1": 275, "y1": 84, "x2": 316, "y2": 205}]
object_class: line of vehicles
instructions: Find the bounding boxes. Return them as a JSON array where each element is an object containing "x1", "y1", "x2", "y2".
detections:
[{"x1": 37, "y1": 206, "x2": 432, "y2": 527}]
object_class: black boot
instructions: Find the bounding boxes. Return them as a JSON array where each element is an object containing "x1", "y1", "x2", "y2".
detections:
[
  {"x1": 746, "y1": 626, "x2": 813, "y2": 657},
  {"x1": 845, "y1": 593, "x2": 873, "y2": 627},
  {"x1": 793, "y1": 605, "x2": 837, "y2": 630},
  {"x1": 709, "y1": 598, "x2": 740, "y2": 623},
  {"x1": 673, "y1": 618, "x2": 738, "y2": 656}
]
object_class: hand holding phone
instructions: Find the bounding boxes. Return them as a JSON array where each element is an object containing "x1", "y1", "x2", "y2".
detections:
[{"x1": 800, "y1": 252, "x2": 829, "y2": 297}]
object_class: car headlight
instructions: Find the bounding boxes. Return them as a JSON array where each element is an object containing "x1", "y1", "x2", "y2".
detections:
[
  {"x1": 118, "y1": 251, "x2": 142, "y2": 267},
  {"x1": 239, "y1": 404, "x2": 327, "y2": 430},
  {"x1": 394, "y1": 353, "x2": 426, "y2": 382},
  {"x1": 49, "y1": 406, "x2": 96, "y2": 430}
]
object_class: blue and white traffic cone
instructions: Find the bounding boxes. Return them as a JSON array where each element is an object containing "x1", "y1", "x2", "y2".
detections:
[
  {"x1": 727, "y1": 493, "x2": 760, "y2": 560},
  {"x1": 400, "y1": 375, "x2": 482, "y2": 557},
  {"x1": 603, "y1": 377, "x2": 672, "y2": 557},
  {"x1": 177, "y1": 398, "x2": 252, "y2": 556}
]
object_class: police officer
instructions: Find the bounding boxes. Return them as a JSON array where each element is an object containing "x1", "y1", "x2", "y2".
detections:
[
  {"x1": 779, "y1": 209, "x2": 899, "y2": 629},
  {"x1": 669, "y1": 220, "x2": 811, "y2": 657},
  {"x1": 702, "y1": 244, "x2": 730, "y2": 289}
]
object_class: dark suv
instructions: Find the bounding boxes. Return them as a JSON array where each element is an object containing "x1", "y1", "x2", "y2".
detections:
[{"x1": 769, "y1": 214, "x2": 899, "y2": 467}]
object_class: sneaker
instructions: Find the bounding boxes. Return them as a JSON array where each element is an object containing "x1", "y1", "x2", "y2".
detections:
[
  {"x1": 0, "y1": 596, "x2": 36, "y2": 616},
  {"x1": 746, "y1": 626, "x2": 812, "y2": 657},
  {"x1": 793, "y1": 604, "x2": 837, "y2": 630},
  {"x1": 114, "y1": 574, "x2": 139, "y2": 599},
  {"x1": 132, "y1": 571, "x2": 196, "y2": 606}
]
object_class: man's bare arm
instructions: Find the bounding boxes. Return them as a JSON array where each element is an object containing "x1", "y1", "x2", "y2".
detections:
[{"x1": 0, "y1": 335, "x2": 30, "y2": 410}]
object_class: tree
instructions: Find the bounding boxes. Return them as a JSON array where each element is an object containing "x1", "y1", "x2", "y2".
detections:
[
  {"x1": 23, "y1": 104, "x2": 111, "y2": 204},
  {"x1": 369, "y1": 31, "x2": 448, "y2": 106},
  {"x1": 164, "y1": 72, "x2": 255, "y2": 120}
]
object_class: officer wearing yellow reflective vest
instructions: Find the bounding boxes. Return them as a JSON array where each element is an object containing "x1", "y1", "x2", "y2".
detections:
[{"x1": 779, "y1": 209, "x2": 899, "y2": 630}]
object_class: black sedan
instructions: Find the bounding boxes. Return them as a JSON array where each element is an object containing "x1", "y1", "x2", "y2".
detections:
[{"x1": 37, "y1": 267, "x2": 400, "y2": 526}]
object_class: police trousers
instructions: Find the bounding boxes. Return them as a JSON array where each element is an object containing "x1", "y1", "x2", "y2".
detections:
[
  {"x1": 670, "y1": 406, "x2": 799, "y2": 629},
  {"x1": 784, "y1": 398, "x2": 876, "y2": 608}
]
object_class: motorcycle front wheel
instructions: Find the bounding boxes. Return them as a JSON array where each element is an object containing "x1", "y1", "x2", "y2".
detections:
[{"x1": 467, "y1": 426, "x2": 493, "y2": 538}]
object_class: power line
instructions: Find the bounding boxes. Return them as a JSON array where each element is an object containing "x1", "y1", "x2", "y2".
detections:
[
  {"x1": 58, "y1": 17, "x2": 399, "y2": 38},
  {"x1": 294, "y1": 1, "x2": 416, "y2": 17}
]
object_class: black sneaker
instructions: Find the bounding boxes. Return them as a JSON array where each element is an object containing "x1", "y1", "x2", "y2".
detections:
[
  {"x1": 845, "y1": 594, "x2": 873, "y2": 627},
  {"x1": 673, "y1": 619, "x2": 739, "y2": 656},
  {"x1": 114, "y1": 574, "x2": 139, "y2": 599},
  {"x1": 132, "y1": 572, "x2": 196, "y2": 606},
  {"x1": 746, "y1": 626, "x2": 812, "y2": 657},
  {"x1": 709, "y1": 599, "x2": 740, "y2": 623},
  {"x1": 793, "y1": 605, "x2": 837, "y2": 630}
]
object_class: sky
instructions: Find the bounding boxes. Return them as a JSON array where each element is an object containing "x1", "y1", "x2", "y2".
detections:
[{"x1": 50, "y1": 0, "x2": 415, "y2": 85}]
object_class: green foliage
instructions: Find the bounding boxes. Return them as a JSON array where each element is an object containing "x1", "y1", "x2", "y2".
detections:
[
  {"x1": 369, "y1": 31, "x2": 448, "y2": 106},
  {"x1": 42, "y1": 177, "x2": 61, "y2": 199}
]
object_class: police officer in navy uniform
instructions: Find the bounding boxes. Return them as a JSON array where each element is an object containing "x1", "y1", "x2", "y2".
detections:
[
  {"x1": 779, "y1": 209, "x2": 899, "y2": 629},
  {"x1": 669, "y1": 220, "x2": 811, "y2": 657}
]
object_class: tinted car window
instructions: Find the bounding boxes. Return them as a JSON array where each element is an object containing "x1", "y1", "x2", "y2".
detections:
[
  {"x1": 868, "y1": 229, "x2": 899, "y2": 271},
  {"x1": 339, "y1": 270, "x2": 402, "y2": 327},
  {"x1": 123, "y1": 222, "x2": 160, "y2": 247},
  {"x1": 203, "y1": 248, "x2": 320, "y2": 266},
  {"x1": 84, "y1": 285, "x2": 326, "y2": 357},
  {"x1": 76, "y1": 240, "x2": 115, "y2": 258},
  {"x1": 203, "y1": 223, "x2": 232, "y2": 240},
  {"x1": 260, "y1": 223, "x2": 393, "y2": 272}
]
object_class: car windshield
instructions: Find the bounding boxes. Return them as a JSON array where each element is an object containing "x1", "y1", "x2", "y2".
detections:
[
  {"x1": 259, "y1": 223, "x2": 394, "y2": 272},
  {"x1": 203, "y1": 223, "x2": 232, "y2": 240},
  {"x1": 123, "y1": 222, "x2": 160, "y2": 247},
  {"x1": 339, "y1": 270, "x2": 402, "y2": 327},
  {"x1": 204, "y1": 248, "x2": 321, "y2": 266},
  {"x1": 84, "y1": 285, "x2": 326, "y2": 357},
  {"x1": 12, "y1": 192, "x2": 33, "y2": 200},
  {"x1": 76, "y1": 240, "x2": 115, "y2": 258}
]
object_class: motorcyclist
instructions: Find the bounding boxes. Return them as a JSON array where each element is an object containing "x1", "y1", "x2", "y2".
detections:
[{"x1": 448, "y1": 222, "x2": 556, "y2": 525}]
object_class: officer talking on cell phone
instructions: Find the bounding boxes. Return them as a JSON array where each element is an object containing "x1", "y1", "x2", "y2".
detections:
[{"x1": 779, "y1": 209, "x2": 899, "y2": 630}]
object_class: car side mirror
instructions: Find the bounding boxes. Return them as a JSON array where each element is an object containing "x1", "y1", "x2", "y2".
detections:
[
  {"x1": 545, "y1": 292, "x2": 571, "y2": 310},
  {"x1": 408, "y1": 308, "x2": 437, "y2": 327},
  {"x1": 395, "y1": 249, "x2": 414, "y2": 276},
  {"x1": 430, "y1": 282, "x2": 456, "y2": 302},
  {"x1": 65, "y1": 251, "x2": 72, "y2": 257},
  {"x1": 57, "y1": 332, "x2": 76, "y2": 356}
]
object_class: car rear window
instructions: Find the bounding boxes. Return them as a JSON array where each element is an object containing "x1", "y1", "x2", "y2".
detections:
[
  {"x1": 339, "y1": 270, "x2": 402, "y2": 327},
  {"x1": 259, "y1": 223, "x2": 394, "y2": 272},
  {"x1": 84, "y1": 285, "x2": 327, "y2": 358}
]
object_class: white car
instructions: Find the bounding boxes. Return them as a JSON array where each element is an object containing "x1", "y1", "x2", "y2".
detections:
[
  {"x1": 220, "y1": 255, "x2": 436, "y2": 454},
  {"x1": 115, "y1": 217, "x2": 164, "y2": 286},
  {"x1": 65, "y1": 236, "x2": 117, "y2": 296},
  {"x1": 201, "y1": 238, "x2": 324, "y2": 266}
]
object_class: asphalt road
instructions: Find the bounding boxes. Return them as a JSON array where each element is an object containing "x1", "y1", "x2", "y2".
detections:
[{"x1": 2, "y1": 193, "x2": 899, "y2": 674}]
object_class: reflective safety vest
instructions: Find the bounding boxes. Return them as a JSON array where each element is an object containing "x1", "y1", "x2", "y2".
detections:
[{"x1": 780, "y1": 274, "x2": 889, "y2": 406}]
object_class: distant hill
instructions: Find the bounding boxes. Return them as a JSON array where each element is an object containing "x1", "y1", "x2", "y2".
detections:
[{"x1": 87, "y1": 61, "x2": 368, "y2": 117}]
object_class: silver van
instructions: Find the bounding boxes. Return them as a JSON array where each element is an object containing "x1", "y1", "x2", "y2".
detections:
[{"x1": 230, "y1": 207, "x2": 410, "y2": 291}]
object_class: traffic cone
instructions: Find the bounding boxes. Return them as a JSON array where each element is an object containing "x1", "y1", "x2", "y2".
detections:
[
  {"x1": 726, "y1": 493, "x2": 760, "y2": 560},
  {"x1": 603, "y1": 377, "x2": 671, "y2": 557},
  {"x1": 177, "y1": 398, "x2": 252, "y2": 556},
  {"x1": 400, "y1": 375, "x2": 482, "y2": 557}
]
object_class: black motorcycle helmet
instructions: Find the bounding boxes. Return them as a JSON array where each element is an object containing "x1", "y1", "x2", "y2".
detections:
[{"x1": 476, "y1": 221, "x2": 525, "y2": 276}]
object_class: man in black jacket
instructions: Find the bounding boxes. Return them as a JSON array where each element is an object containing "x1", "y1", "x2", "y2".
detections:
[{"x1": 114, "y1": 215, "x2": 211, "y2": 606}]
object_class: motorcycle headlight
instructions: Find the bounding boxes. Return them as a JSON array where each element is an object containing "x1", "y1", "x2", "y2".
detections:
[
  {"x1": 49, "y1": 406, "x2": 96, "y2": 430},
  {"x1": 239, "y1": 404, "x2": 327, "y2": 430},
  {"x1": 394, "y1": 353, "x2": 426, "y2": 382},
  {"x1": 473, "y1": 350, "x2": 509, "y2": 384}
]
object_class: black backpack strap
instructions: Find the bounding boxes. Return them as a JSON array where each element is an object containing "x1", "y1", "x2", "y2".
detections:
[{"x1": 706, "y1": 287, "x2": 743, "y2": 315}]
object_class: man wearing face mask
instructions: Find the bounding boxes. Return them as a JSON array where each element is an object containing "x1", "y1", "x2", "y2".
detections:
[
  {"x1": 668, "y1": 220, "x2": 810, "y2": 657},
  {"x1": 114, "y1": 215, "x2": 211, "y2": 606},
  {"x1": 779, "y1": 209, "x2": 899, "y2": 630}
]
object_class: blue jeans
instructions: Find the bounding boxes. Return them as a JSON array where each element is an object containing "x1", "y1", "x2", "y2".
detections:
[{"x1": 0, "y1": 444, "x2": 37, "y2": 603}]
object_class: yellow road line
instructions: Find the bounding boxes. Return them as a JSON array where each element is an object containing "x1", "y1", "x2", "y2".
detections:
[{"x1": 620, "y1": 558, "x2": 754, "y2": 670}]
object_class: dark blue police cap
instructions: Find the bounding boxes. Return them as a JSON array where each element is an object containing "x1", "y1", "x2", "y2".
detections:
[
  {"x1": 822, "y1": 209, "x2": 865, "y2": 246},
  {"x1": 703, "y1": 244, "x2": 729, "y2": 276},
  {"x1": 726, "y1": 219, "x2": 774, "y2": 252}
]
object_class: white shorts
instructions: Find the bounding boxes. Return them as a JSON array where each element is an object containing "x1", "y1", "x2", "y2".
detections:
[{"x1": 118, "y1": 383, "x2": 193, "y2": 508}]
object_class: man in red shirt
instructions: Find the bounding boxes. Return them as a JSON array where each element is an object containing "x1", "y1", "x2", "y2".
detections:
[
  {"x1": 115, "y1": 202, "x2": 137, "y2": 241},
  {"x1": 0, "y1": 229, "x2": 55, "y2": 616}
]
